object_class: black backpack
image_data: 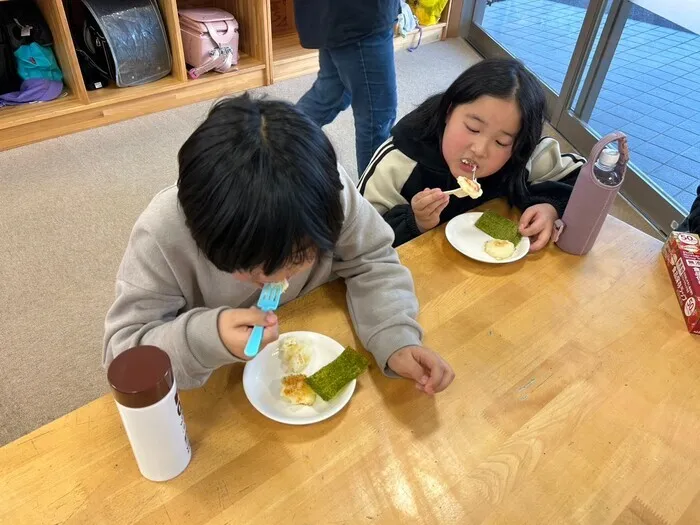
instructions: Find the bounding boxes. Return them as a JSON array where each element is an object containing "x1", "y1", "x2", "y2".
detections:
[
  {"x1": 66, "y1": 0, "x2": 113, "y2": 89},
  {"x1": 0, "y1": 1, "x2": 54, "y2": 95},
  {"x1": 0, "y1": 24, "x2": 19, "y2": 94},
  {"x1": 0, "y1": 1, "x2": 53, "y2": 49}
]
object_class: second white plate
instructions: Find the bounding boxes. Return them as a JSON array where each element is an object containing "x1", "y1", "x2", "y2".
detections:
[{"x1": 445, "y1": 212, "x2": 530, "y2": 264}]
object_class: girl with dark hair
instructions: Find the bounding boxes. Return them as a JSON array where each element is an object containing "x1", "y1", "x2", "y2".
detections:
[{"x1": 358, "y1": 58, "x2": 585, "y2": 248}]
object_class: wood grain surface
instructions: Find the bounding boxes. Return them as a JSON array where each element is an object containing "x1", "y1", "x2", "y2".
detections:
[{"x1": 1, "y1": 209, "x2": 698, "y2": 525}]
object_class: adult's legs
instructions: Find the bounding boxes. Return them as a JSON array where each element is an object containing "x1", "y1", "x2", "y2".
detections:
[
  {"x1": 330, "y1": 29, "x2": 398, "y2": 175},
  {"x1": 296, "y1": 48, "x2": 351, "y2": 127}
]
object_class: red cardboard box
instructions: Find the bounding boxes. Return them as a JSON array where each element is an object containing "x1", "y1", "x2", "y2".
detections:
[{"x1": 662, "y1": 231, "x2": 700, "y2": 335}]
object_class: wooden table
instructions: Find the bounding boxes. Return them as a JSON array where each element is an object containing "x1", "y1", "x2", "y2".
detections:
[{"x1": 2, "y1": 214, "x2": 700, "y2": 525}]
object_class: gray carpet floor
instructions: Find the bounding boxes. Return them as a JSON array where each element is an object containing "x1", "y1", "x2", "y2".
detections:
[{"x1": 0, "y1": 39, "x2": 485, "y2": 446}]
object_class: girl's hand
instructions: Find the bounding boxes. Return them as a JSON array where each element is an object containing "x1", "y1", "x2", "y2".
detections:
[
  {"x1": 519, "y1": 203, "x2": 559, "y2": 251},
  {"x1": 411, "y1": 188, "x2": 450, "y2": 233},
  {"x1": 387, "y1": 345, "x2": 455, "y2": 395}
]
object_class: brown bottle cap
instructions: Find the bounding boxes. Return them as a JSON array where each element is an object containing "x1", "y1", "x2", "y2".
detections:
[{"x1": 108, "y1": 346, "x2": 174, "y2": 409}]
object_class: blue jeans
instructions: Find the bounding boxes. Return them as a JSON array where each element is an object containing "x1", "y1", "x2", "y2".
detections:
[{"x1": 296, "y1": 29, "x2": 398, "y2": 176}]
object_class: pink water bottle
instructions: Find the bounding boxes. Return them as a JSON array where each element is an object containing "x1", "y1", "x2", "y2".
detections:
[{"x1": 554, "y1": 132, "x2": 629, "y2": 255}]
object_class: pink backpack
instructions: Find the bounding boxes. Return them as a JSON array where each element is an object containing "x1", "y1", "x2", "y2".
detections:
[{"x1": 179, "y1": 8, "x2": 239, "y2": 79}]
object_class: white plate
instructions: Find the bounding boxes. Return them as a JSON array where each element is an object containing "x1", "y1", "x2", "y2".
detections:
[
  {"x1": 445, "y1": 212, "x2": 530, "y2": 264},
  {"x1": 242, "y1": 331, "x2": 356, "y2": 425}
]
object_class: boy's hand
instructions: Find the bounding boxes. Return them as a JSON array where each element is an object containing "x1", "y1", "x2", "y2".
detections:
[
  {"x1": 387, "y1": 346, "x2": 455, "y2": 395},
  {"x1": 519, "y1": 203, "x2": 559, "y2": 252},
  {"x1": 411, "y1": 188, "x2": 450, "y2": 233},
  {"x1": 217, "y1": 308, "x2": 279, "y2": 360}
]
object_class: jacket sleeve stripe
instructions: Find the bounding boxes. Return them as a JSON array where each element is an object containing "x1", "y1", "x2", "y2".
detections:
[{"x1": 358, "y1": 137, "x2": 398, "y2": 193}]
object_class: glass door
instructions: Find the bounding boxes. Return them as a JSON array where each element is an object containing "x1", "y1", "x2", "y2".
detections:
[
  {"x1": 555, "y1": 0, "x2": 697, "y2": 231},
  {"x1": 467, "y1": 0, "x2": 610, "y2": 117},
  {"x1": 461, "y1": 0, "x2": 694, "y2": 234}
]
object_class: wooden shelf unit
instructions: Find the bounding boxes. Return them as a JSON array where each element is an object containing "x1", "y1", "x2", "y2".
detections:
[{"x1": 0, "y1": 0, "x2": 460, "y2": 151}]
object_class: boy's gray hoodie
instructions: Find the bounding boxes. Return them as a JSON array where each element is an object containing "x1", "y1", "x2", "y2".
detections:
[{"x1": 103, "y1": 168, "x2": 422, "y2": 388}]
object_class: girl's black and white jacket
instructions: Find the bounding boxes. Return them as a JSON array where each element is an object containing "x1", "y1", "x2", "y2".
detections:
[{"x1": 358, "y1": 119, "x2": 586, "y2": 247}]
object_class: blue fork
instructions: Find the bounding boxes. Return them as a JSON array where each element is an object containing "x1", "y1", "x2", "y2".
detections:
[{"x1": 244, "y1": 282, "x2": 285, "y2": 358}]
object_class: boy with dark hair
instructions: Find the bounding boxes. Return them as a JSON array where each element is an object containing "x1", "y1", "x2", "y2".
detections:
[{"x1": 104, "y1": 94, "x2": 454, "y2": 395}]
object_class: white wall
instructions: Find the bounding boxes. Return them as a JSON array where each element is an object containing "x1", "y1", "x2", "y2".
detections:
[{"x1": 629, "y1": 0, "x2": 700, "y2": 35}]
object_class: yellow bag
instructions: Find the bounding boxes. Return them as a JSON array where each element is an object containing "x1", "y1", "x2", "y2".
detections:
[{"x1": 410, "y1": 0, "x2": 449, "y2": 26}]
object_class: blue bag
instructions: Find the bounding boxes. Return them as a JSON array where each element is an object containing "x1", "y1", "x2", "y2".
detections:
[{"x1": 15, "y1": 42, "x2": 63, "y2": 82}]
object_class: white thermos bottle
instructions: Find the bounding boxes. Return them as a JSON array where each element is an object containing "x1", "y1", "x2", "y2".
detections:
[{"x1": 107, "y1": 345, "x2": 192, "y2": 481}]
